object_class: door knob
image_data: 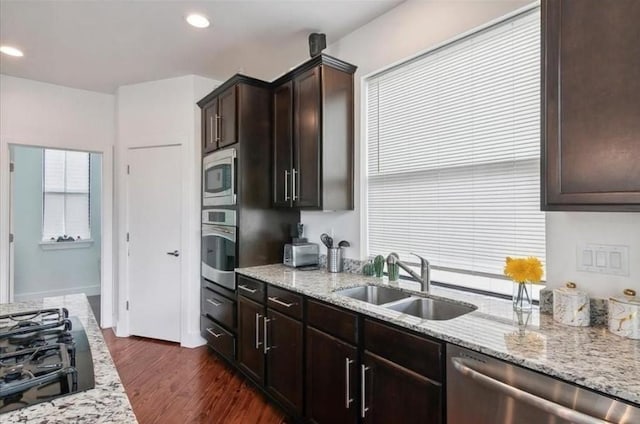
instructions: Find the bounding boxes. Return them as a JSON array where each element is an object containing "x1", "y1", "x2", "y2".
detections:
[{"x1": 166, "y1": 250, "x2": 180, "y2": 257}]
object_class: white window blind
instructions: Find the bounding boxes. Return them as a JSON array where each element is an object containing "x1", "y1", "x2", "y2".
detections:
[
  {"x1": 366, "y1": 9, "x2": 545, "y2": 278},
  {"x1": 43, "y1": 149, "x2": 91, "y2": 241}
]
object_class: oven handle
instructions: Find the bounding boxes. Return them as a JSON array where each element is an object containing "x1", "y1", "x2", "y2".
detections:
[
  {"x1": 202, "y1": 224, "x2": 236, "y2": 242},
  {"x1": 451, "y1": 358, "x2": 609, "y2": 424}
]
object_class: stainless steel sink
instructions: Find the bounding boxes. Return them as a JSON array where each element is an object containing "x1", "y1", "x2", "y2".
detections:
[
  {"x1": 386, "y1": 298, "x2": 477, "y2": 320},
  {"x1": 336, "y1": 285, "x2": 412, "y2": 305}
]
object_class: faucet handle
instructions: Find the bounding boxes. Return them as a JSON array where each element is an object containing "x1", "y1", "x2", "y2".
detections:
[{"x1": 409, "y1": 253, "x2": 430, "y2": 267}]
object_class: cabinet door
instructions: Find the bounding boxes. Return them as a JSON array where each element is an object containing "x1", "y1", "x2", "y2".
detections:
[
  {"x1": 362, "y1": 352, "x2": 442, "y2": 424},
  {"x1": 237, "y1": 296, "x2": 264, "y2": 384},
  {"x1": 543, "y1": 0, "x2": 640, "y2": 210},
  {"x1": 273, "y1": 81, "x2": 294, "y2": 207},
  {"x1": 265, "y1": 309, "x2": 303, "y2": 415},
  {"x1": 218, "y1": 87, "x2": 237, "y2": 148},
  {"x1": 203, "y1": 102, "x2": 218, "y2": 153},
  {"x1": 293, "y1": 67, "x2": 322, "y2": 208},
  {"x1": 306, "y1": 327, "x2": 358, "y2": 424}
]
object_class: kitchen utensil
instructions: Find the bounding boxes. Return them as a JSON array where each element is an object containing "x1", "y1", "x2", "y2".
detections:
[
  {"x1": 327, "y1": 247, "x2": 343, "y2": 273},
  {"x1": 553, "y1": 281, "x2": 590, "y2": 327},
  {"x1": 320, "y1": 233, "x2": 333, "y2": 248},
  {"x1": 338, "y1": 240, "x2": 350, "y2": 248}
]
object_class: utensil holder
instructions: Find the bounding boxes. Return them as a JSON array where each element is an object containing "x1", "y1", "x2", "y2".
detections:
[{"x1": 327, "y1": 247, "x2": 343, "y2": 273}]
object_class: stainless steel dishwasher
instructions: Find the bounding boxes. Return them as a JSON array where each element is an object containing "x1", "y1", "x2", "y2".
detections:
[{"x1": 447, "y1": 344, "x2": 639, "y2": 424}]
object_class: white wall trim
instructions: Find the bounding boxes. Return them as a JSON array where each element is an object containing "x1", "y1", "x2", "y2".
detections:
[{"x1": 0, "y1": 140, "x2": 114, "y2": 329}]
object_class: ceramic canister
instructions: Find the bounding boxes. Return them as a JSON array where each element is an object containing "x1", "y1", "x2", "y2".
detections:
[
  {"x1": 608, "y1": 289, "x2": 640, "y2": 340},
  {"x1": 553, "y1": 282, "x2": 590, "y2": 327}
]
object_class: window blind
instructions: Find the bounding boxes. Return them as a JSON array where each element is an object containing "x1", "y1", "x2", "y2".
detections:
[
  {"x1": 43, "y1": 149, "x2": 91, "y2": 240},
  {"x1": 366, "y1": 9, "x2": 544, "y2": 277}
]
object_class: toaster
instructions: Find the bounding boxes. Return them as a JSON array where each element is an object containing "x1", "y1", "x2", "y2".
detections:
[{"x1": 283, "y1": 243, "x2": 319, "y2": 267}]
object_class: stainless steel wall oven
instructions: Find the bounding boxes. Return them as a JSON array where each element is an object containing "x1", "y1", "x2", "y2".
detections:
[{"x1": 201, "y1": 209, "x2": 236, "y2": 290}]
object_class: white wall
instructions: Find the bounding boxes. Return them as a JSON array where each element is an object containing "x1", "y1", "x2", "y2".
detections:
[
  {"x1": 546, "y1": 213, "x2": 640, "y2": 298},
  {"x1": 298, "y1": 0, "x2": 640, "y2": 300},
  {"x1": 115, "y1": 75, "x2": 218, "y2": 346},
  {"x1": 12, "y1": 146, "x2": 102, "y2": 301},
  {"x1": 299, "y1": 0, "x2": 530, "y2": 259},
  {"x1": 0, "y1": 75, "x2": 115, "y2": 326}
]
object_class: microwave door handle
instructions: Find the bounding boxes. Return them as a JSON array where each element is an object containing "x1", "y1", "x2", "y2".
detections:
[{"x1": 450, "y1": 358, "x2": 606, "y2": 424}]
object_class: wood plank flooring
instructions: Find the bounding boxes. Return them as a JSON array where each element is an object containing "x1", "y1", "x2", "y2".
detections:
[{"x1": 102, "y1": 330, "x2": 288, "y2": 424}]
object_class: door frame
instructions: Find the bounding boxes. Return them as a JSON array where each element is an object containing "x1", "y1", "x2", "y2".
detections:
[
  {"x1": 124, "y1": 143, "x2": 184, "y2": 342},
  {"x1": 117, "y1": 139, "x2": 203, "y2": 347},
  {"x1": 0, "y1": 140, "x2": 114, "y2": 329}
]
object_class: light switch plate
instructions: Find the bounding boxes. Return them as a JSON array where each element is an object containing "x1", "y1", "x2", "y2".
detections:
[{"x1": 576, "y1": 244, "x2": 629, "y2": 276}]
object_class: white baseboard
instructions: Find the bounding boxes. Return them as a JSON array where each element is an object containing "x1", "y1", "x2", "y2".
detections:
[
  {"x1": 181, "y1": 331, "x2": 206, "y2": 348},
  {"x1": 14, "y1": 284, "x2": 101, "y2": 302}
]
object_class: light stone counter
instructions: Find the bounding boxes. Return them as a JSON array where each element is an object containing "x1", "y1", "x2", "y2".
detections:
[
  {"x1": 237, "y1": 264, "x2": 640, "y2": 406},
  {"x1": 1, "y1": 294, "x2": 137, "y2": 423}
]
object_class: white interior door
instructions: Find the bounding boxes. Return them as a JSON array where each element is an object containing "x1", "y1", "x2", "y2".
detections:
[{"x1": 128, "y1": 145, "x2": 182, "y2": 342}]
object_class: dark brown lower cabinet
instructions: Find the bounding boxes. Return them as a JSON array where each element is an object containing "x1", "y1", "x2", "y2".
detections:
[
  {"x1": 265, "y1": 309, "x2": 303, "y2": 415},
  {"x1": 237, "y1": 296, "x2": 264, "y2": 384},
  {"x1": 306, "y1": 327, "x2": 358, "y2": 424},
  {"x1": 362, "y1": 351, "x2": 442, "y2": 424}
]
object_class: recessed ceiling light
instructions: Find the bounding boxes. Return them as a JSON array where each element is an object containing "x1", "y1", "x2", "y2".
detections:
[
  {"x1": 0, "y1": 45, "x2": 24, "y2": 57},
  {"x1": 186, "y1": 14, "x2": 210, "y2": 29}
]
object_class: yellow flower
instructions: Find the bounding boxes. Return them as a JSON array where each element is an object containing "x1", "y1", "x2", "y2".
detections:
[{"x1": 504, "y1": 256, "x2": 543, "y2": 284}]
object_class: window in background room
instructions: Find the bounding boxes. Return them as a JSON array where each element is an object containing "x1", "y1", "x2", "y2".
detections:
[
  {"x1": 365, "y1": 7, "x2": 545, "y2": 298},
  {"x1": 43, "y1": 149, "x2": 91, "y2": 241}
]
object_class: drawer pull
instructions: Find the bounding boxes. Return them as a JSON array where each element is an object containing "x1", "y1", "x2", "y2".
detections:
[
  {"x1": 268, "y1": 296, "x2": 296, "y2": 308},
  {"x1": 206, "y1": 298, "x2": 222, "y2": 307},
  {"x1": 206, "y1": 328, "x2": 224, "y2": 338},
  {"x1": 239, "y1": 284, "x2": 257, "y2": 294}
]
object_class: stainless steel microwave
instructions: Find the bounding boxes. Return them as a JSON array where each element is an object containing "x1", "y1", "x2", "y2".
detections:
[{"x1": 203, "y1": 148, "x2": 236, "y2": 206}]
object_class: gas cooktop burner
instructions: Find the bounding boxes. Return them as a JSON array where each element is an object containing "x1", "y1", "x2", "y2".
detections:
[{"x1": 0, "y1": 308, "x2": 94, "y2": 414}]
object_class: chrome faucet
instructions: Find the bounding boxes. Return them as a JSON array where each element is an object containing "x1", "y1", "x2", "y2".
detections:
[{"x1": 386, "y1": 252, "x2": 431, "y2": 293}]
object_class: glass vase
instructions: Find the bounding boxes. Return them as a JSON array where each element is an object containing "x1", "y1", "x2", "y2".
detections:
[{"x1": 513, "y1": 281, "x2": 533, "y2": 311}]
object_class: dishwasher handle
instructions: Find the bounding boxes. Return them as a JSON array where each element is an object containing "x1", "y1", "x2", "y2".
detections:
[{"x1": 451, "y1": 357, "x2": 610, "y2": 424}]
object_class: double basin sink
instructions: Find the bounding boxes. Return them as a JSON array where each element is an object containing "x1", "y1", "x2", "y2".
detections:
[{"x1": 335, "y1": 285, "x2": 477, "y2": 321}]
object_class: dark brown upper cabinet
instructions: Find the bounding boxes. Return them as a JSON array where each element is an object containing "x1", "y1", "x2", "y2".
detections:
[
  {"x1": 272, "y1": 54, "x2": 356, "y2": 210},
  {"x1": 198, "y1": 76, "x2": 270, "y2": 154},
  {"x1": 542, "y1": 0, "x2": 640, "y2": 211}
]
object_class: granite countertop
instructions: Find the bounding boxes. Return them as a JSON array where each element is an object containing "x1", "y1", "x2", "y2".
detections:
[
  {"x1": 1, "y1": 294, "x2": 137, "y2": 423},
  {"x1": 237, "y1": 264, "x2": 640, "y2": 405}
]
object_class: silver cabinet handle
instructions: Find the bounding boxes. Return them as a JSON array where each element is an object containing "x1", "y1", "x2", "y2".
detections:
[
  {"x1": 361, "y1": 365, "x2": 370, "y2": 418},
  {"x1": 209, "y1": 115, "x2": 214, "y2": 145},
  {"x1": 345, "y1": 358, "x2": 354, "y2": 409},
  {"x1": 263, "y1": 317, "x2": 271, "y2": 354},
  {"x1": 215, "y1": 114, "x2": 221, "y2": 142},
  {"x1": 255, "y1": 313, "x2": 262, "y2": 349},
  {"x1": 451, "y1": 358, "x2": 604, "y2": 424},
  {"x1": 206, "y1": 328, "x2": 223, "y2": 338},
  {"x1": 268, "y1": 296, "x2": 296, "y2": 308},
  {"x1": 206, "y1": 298, "x2": 222, "y2": 307},
  {"x1": 238, "y1": 284, "x2": 257, "y2": 294},
  {"x1": 292, "y1": 168, "x2": 298, "y2": 201},
  {"x1": 284, "y1": 169, "x2": 290, "y2": 201}
]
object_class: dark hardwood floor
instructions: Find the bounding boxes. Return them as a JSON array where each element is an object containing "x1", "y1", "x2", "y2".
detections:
[{"x1": 102, "y1": 330, "x2": 288, "y2": 424}]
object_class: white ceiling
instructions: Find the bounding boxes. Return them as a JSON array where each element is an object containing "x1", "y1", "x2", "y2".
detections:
[{"x1": 0, "y1": 0, "x2": 403, "y2": 93}]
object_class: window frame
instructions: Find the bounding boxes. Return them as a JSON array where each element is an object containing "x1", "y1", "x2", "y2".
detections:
[
  {"x1": 41, "y1": 148, "x2": 93, "y2": 244},
  {"x1": 360, "y1": 3, "x2": 545, "y2": 298}
]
